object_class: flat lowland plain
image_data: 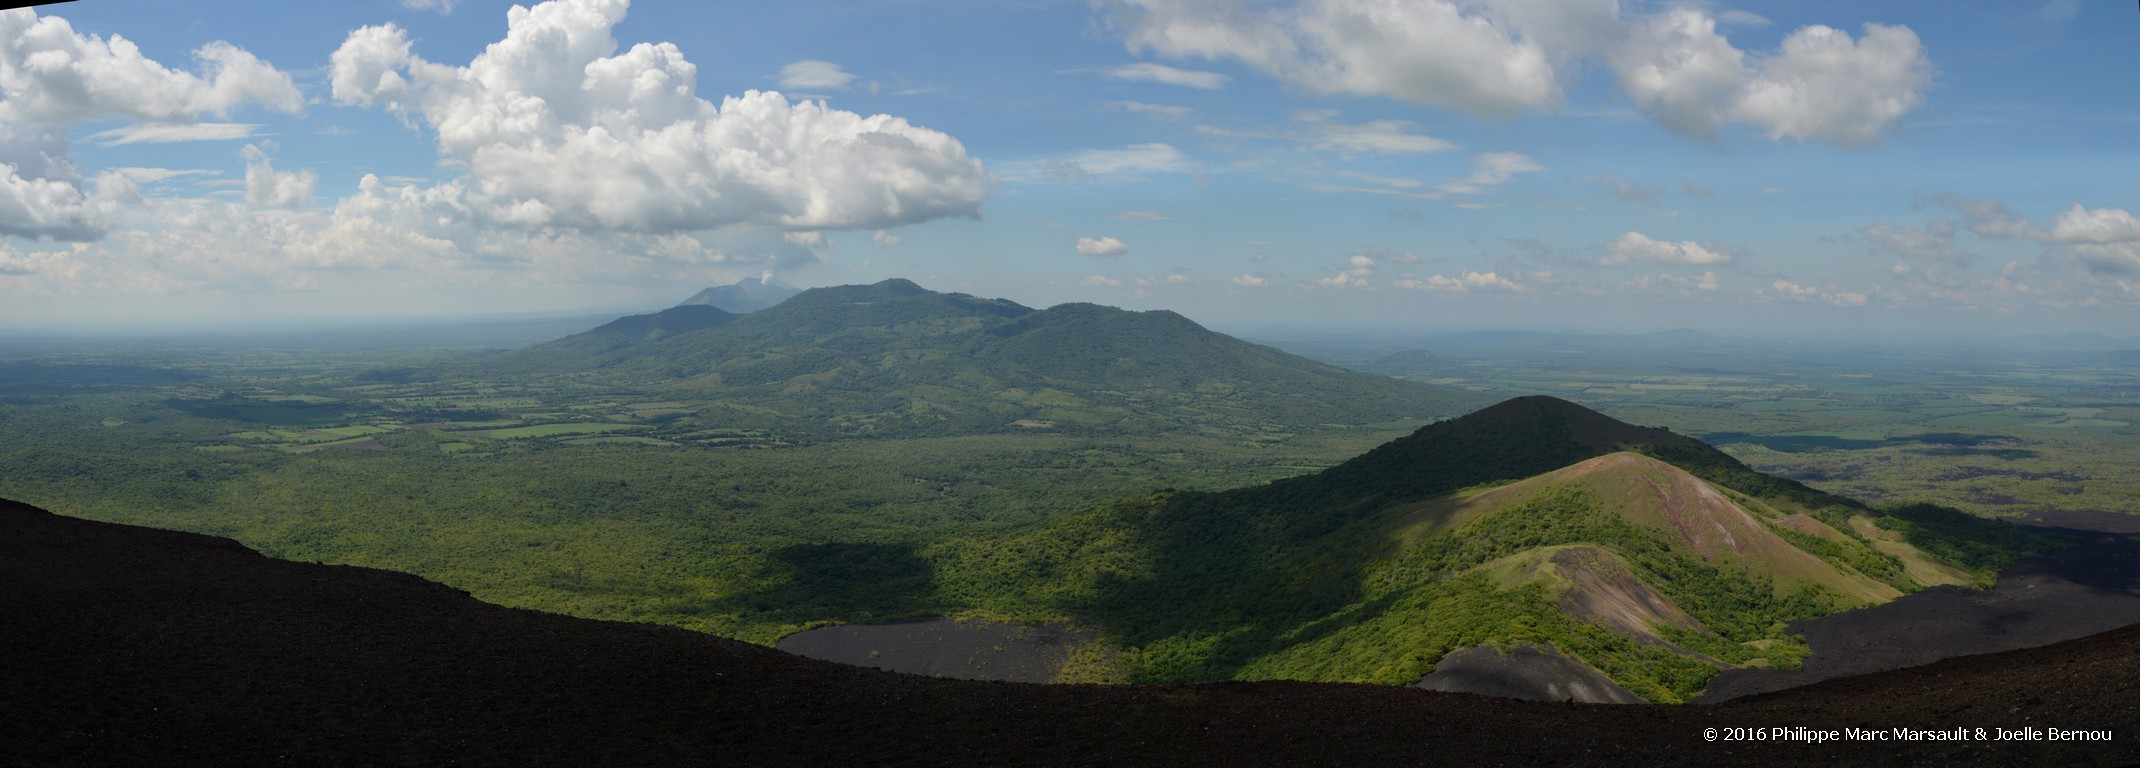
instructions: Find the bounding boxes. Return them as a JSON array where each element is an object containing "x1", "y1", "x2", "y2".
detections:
[
  {"x1": 0, "y1": 345, "x2": 1417, "y2": 643},
  {"x1": 1, "y1": 333, "x2": 2135, "y2": 665},
  {"x1": 1280, "y1": 334, "x2": 2140, "y2": 520}
]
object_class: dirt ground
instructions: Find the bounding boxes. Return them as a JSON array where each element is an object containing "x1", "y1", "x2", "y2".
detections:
[{"x1": 4, "y1": 499, "x2": 2136, "y2": 768}]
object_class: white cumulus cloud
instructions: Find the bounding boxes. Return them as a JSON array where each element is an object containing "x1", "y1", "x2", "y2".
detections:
[
  {"x1": 1731, "y1": 23, "x2": 1932, "y2": 147},
  {"x1": 1319, "y1": 252, "x2": 1376, "y2": 288},
  {"x1": 1396, "y1": 271, "x2": 1522, "y2": 293},
  {"x1": 0, "y1": 239, "x2": 75, "y2": 276},
  {"x1": 1936, "y1": 196, "x2": 2140, "y2": 275},
  {"x1": 1600, "y1": 231, "x2": 1734, "y2": 266},
  {"x1": 1609, "y1": 9, "x2": 1748, "y2": 139},
  {"x1": 0, "y1": 166, "x2": 136, "y2": 240},
  {"x1": 1076, "y1": 236, "x2": 1130, "y2": 257},
  {"x1": 0, "y1": 11, "x2": 303, "y2": 125},
  {"x1": 1607, "y1": 12, "x2": 1932, "y2": 146},
  {"x1": 2049, "y1": 204, "x2": 2140, "y2": 244},
  {"x1": 241, "y1": 145, "x2": 315, "y2": 210},
  {"x1": 1229, "y1": 273, "x2": 1267, "y2": 287},
  {"x1": 0, "y1": 8, "x2": 301, "y2": 240},
  {"x1": 327, "y1": 0, "x2": 988, "y2": 233},
  {"x1": 1100, "y1": 1, "x2": 1932, "y2": 146},
  {"x1": 1771, "y1": 278, "x2": 1867, "y2": 307},
  {"x1": 1102, "y1": 0, "x2": 1556, "y2": 117}
]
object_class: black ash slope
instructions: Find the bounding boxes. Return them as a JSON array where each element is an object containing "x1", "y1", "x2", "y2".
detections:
[{"x1": 4, "y1": 498, "x2": 2136, "y2": 767}]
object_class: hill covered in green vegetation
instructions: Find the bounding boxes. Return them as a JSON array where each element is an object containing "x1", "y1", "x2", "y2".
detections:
[
  {"x1": 491, "y1": 305, "x2": 741, "y2": 372},
  {"x1": 918, "y1": 396, "x2": 2039, "y2": 701},
  {"x1": 476, "y1": 279, "x2": 1487, "y2": 438},
  {"x1": 676, "y1": 277, "x2": 800, "y2": 313}
]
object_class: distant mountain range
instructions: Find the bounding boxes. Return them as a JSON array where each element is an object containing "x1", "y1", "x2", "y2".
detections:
[
  {"x1": 1360, "y1": 349, "x2": 1434, "y2": 373},
  {"x1": 2004, "y1": 331, "x2": 2133, "y2": 353},
  {"x1": 942, "y1": 395, "x2": 2020, "y2": 700},
  {"x1": 487, "y1": 279, "x2": 1487, "y2": 436},
  {"x1": 504, "y1": 304, "x2": 740, "y2": 362},
  {"x1": 676, "y1": 277, "x2": 801, "y2": 314}
]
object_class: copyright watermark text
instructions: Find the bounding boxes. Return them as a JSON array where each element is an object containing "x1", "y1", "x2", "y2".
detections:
[{"x1": 1702, "y1": 726, "x2": 2115, "y2": 744}]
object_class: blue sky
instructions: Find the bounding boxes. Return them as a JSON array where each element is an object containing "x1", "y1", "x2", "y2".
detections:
[{"x1": 1, "y1": 0, "x2": 2137, "y2": 336}]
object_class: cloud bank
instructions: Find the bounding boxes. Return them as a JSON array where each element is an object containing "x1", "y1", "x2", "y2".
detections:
[
  {"x1": 0, "y1": 9, "x2": 302, "y2": 239},
  {"x1": 1099, "y1": 0, "x2": 1932, "y2": 146},
  {"x1": 329, "y1": 0, "x2": 989, "y2": 233}
]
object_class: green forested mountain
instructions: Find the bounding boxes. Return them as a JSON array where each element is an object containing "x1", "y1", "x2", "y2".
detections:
[
  {"x1": 492, "y1": 305, "x2": 741, "y2": 371},
  {"x1": 480, "y1": 279, "x2": 1486, "y2": 437},
  {"x1": 927, "y1": 396, "x2": 2032, "y2": 700},
  {"x1": 676, "y1": 277, "x2": 801, "y2": 313}
]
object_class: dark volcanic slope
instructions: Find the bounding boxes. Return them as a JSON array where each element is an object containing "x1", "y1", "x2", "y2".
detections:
[
  {"x1": 1415, "y1": 645, "x2": 1644, "y2": 705},
  {"x1": 775, "y1": 618, "x2": 1090, "y2": 683},
  {"x1": 5, "y1": 499, "x2": 2136, "y2": 768},
  {"x1": 1703, "y1": 524, "x2": 2140, "y2": 702}
]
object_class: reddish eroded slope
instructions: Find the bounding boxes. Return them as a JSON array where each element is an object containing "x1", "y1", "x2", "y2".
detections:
[
  {"x1": 1548, "y1": 545, "x2": 1710, "y2": 646},
  {"x1": 4, "y1": 499, "x2": 2137, "y2": 767},
  {"x1": 1441, "y1": 452, "x2": 1901, "y2": 606}
]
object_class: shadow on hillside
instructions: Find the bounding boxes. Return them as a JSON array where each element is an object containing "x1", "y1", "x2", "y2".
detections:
[
  {"x1": 2021, "y1": 529, "x2": 2140, "y2": 593},
  {"x1": 1051, "y1": 491, "x2": 1399, "y2": 682},
  {"x1": 725, "y1": 542, "x2": 945, "y2": 625}
]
